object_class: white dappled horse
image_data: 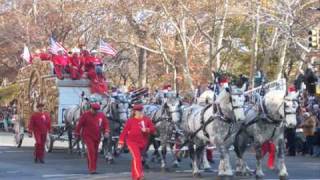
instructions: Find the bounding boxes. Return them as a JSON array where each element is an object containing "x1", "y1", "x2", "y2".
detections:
[
  {"x1": 181, "y1": 85, "x2": 246, "y2": 177},
  {"x1": 234, "y1": 89, "x2": 299, "y2": 178}
]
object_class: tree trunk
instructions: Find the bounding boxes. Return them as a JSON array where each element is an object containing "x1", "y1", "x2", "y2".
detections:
[
  {"x1": 249, "y1": 0, "x2": 261, "y2": 87},
  {"x1": 277, "y1": 39, "x2": 288, "y2": 80},
  {"x1": 32, "y1": 0, "x2": 38, "y2": 24},
  {"x1": 262, "y1": 28, "x2": 278, "y2": 70},
  {"x1": 180, "y1": 17, "x2": 194, "y2": 91},
  {"x1": 215, "y1": 0, "x2": 228, "y2": 69},
  {"x1": 173, "y1": 65, "x2": 178, "y2": 91},
  {"x1": 138, "y1": 48, "x2": 147, "y2": 87}
]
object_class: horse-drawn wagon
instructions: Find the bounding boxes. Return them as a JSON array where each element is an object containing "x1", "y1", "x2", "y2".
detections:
[{"x1": 14, "y1": 59, "x2": 91, "y2": 152}]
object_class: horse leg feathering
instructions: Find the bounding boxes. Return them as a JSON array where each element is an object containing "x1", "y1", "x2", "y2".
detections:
[
  {"x1": 277, "y1": 139, "x2": 288, "y2": 178},
  {"x1": 217, "y1": 145, "x2": 233, "y2": 176},
  {"x1": 255, "y1": 145, "x2": 265, "y2": 178}
]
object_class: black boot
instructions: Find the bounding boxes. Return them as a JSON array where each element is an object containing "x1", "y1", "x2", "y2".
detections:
[
  {"x1": 34, "y1": 158, "x2": 38, "y2": 163},
  {"x1": 39, "y1": 159, "x2": 45, "y2": 164}
]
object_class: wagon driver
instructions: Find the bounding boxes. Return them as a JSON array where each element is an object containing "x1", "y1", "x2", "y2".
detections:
[{"x1": 28, "y1": 102, "x2": 51, "y2": 163}]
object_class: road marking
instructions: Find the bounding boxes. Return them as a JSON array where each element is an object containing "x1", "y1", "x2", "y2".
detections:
[
  {"x1": 175, "y1": 169, "x2": 218, "y2": 173},
  {"x1": 42, "y1": 174, "x2": 84, "y2": 178},
  {"x1": 3, "y1": 150, "x2": 32, "y2": 153},
  {"x1": 42, "y1": 172, "x2": 132, "y2": 178},
  {"x1": 6, "y1": 170, "x2": 20, "y2": 174}
]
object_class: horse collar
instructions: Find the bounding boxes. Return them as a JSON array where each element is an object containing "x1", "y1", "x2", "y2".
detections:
[
  {"x1": 215, "y1": 103, "x2": 234, "y2": 123},
  {"x1": 260, "y1": 97, "x2": 283, "y2": 124}
]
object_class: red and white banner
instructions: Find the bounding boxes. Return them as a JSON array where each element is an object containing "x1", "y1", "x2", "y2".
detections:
[
  {"x1": 99, "y1": 40, "x2": 117, "y2": 57},
  {"x1": 21, "y1": 45, "x2": 31, "y2": 64},
  {"x1": 49, "y1": 37, "x2": 67, "y2": 55}
]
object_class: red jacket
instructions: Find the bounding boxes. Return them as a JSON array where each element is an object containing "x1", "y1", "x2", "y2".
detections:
[
  {"x1": 75, "y1": 111, "x2": 110, "y2": 141},
  {"x1": 39, "y1": 53, "x2": 52, "y2": 61},
  {"x1": 119, "y1": 116, "x2": 156, "y2": 147},
  {"x1": 28, "y1": 112, "x2": 51, "y2": 134},
  {"x1": 85, "y1": 56, "x2": 102, "y2": 65},
  {"x1": 68, "y1": 55, "x2": 84, "y2": 67},
  {"x1": 52, "y1": 54, "x2": 68, "y2": 66}
]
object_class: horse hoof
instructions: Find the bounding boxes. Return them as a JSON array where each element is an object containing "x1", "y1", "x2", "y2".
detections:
[
  {"x1": 217, "y1": 176, "x2": 233, "y2": 180},
  {"x1": 107, "y1": 159, "x2": 114, "y2": 164},
  {"x1": 172, "y1": 164, "x2": 179, "y2": 168},
  {"x1": 193, "y1": 173, "x2": 202, "y2": 178},
  {"x1": 255, "y1": 175, "x2": 264, "y2": 179},
  {"x1": 247, "y1": 171, "x2": 254, "y2": 176},
  {"x1": 144, "y1": 164, "x2": 150, "y2": 170},
  {"x1": 279, "y1": 176, "x2": 288, "y2": 180},
  {"x1": 204, "y1": 168, "x2": 213, "y2": 172},
  {"x1": 235, "y1": 171, "x2": 241, "y2": 176}
]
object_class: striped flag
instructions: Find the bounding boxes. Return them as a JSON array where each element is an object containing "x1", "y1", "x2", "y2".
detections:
[
  {"x1": 49, "y1": 37, "x2": 67, "y2": 55},
  {"x1": 99, "y1": 40, "x2": 117, "y2": 57},
  {"x1": 20, "y1": 45, "x2": 31, "y2": 64}
]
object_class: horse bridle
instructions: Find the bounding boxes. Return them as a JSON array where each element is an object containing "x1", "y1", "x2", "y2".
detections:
[
  {"x1": 223, "y1": 92, "x2": 245, "y2": 121},
  {"x1": 260, "y1": 95, "x2": 298, "y2": 124},
  {"x1": 162, "y1": 101, "x2": 183, "y2": 122},
  {"x1": 283, "y1": 97, "x2": 299, "y2": 119}
]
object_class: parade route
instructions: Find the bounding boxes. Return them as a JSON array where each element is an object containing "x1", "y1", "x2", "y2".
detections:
[{"x1": 0, "y1": 132, "x2": 320, "y2": 180}]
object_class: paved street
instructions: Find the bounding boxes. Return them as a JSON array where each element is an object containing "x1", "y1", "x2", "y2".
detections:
[{"x1": 0, "y1": 132, "x2": 320, "y2": 180}]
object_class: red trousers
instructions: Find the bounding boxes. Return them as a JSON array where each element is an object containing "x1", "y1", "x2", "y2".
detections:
[
  {"x1": 33, "y1": 132, "x2": 47, "y2": 160},
  {"x1": 87, "y1": 67, "x2": 97, "y2": 80},
  {"x1": 206, "y1": 149, "x2": 213, "y2": 162},
  {"x1": 69, "y1": 66, "x2": 83, "y2": 80},
  {"x1": 84, "y1": 138, "x2": 100, "y2": 173},
  {"x1": 127, "y1": 141, "x2": 145, "y2": 180},
  {"x1": 54, "y1": 65, "x2": 65, "y2": 80},
  {"x1": 261, "y1": 141, "x2": 275, "y2": 169}
]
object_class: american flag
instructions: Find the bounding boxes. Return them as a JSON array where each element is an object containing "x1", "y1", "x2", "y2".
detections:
[
  {"x1": 20, "y1": 45, "x2": 31, "y2": 64},
  {"x1": 49, "y1": 37, "x2": 67, "y2": 55},
  {"x1": 99, "y1": 40, "x2": 117, "y2": 57}
]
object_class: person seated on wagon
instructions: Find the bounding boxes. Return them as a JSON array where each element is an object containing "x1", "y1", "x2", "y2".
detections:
[
  {"x1": 34, "y1": 48, "x2": 52, "y2": 61},
  {"x1": 90, "y1": 49, "x2": 104, "y2": 75},
  {"x1": 84, "y1": 49, "x2": 103, "y2": 80},
  {"x1": 67, "y1": 48, "x2": 84, "y2": 80},
  {"x1": 52, "y1": 48, "x2": 68, "y2": 80}
]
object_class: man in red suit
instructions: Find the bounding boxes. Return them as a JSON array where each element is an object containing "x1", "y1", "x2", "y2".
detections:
[
  {"x1": 68, "y1": 48, "x2": 84, "y2": 80},
  {"x1": 28, "y1": 102, "x2": 51, "y2": 163},
  {"x1": 118, "y1": 104, "x2": 156, "y2": 180},
  {"x1": 84, "y1": 50, "x2": 102, "y2": 79},
  {"x1": 75, "y1": 98, "x2": 110, "y2": 174},
  {"x1": 52, "y1": 48, "x2": 68, "y2": 80}
]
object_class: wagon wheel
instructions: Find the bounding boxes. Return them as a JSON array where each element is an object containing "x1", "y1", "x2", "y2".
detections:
[
  {"x1": 28, "y1": 70, "x2": 43, "y2": 111},
  {"x1": 14, "y1": 93, "x2": 25, "y2": 148},
  {"x1": 0, "y1": 111, "x2": 4, "y2": 129},
  {"x1": 45, "y1": 133, "x2": 54, "y2": 153},
  {"x1": 13, "y1": 114, "x2": 24, "y2": 148}
]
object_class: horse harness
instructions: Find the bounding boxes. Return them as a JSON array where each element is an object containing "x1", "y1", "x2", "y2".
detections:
[{"x1": 191, "y1": 102, "x2": 234, "y2": 140}]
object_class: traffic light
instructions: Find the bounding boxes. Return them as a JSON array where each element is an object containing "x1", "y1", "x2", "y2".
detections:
[{"x1": 308, "y1": 28, "x2": 319, "y2": 48}]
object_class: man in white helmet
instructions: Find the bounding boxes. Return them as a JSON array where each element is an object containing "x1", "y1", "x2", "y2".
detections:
[
  {"x1": 52, "y1": 48, "x2": 68, "y2": 80},
  {"x1": 67, "y1": 47, "x2": 83, "y2": 80}
]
